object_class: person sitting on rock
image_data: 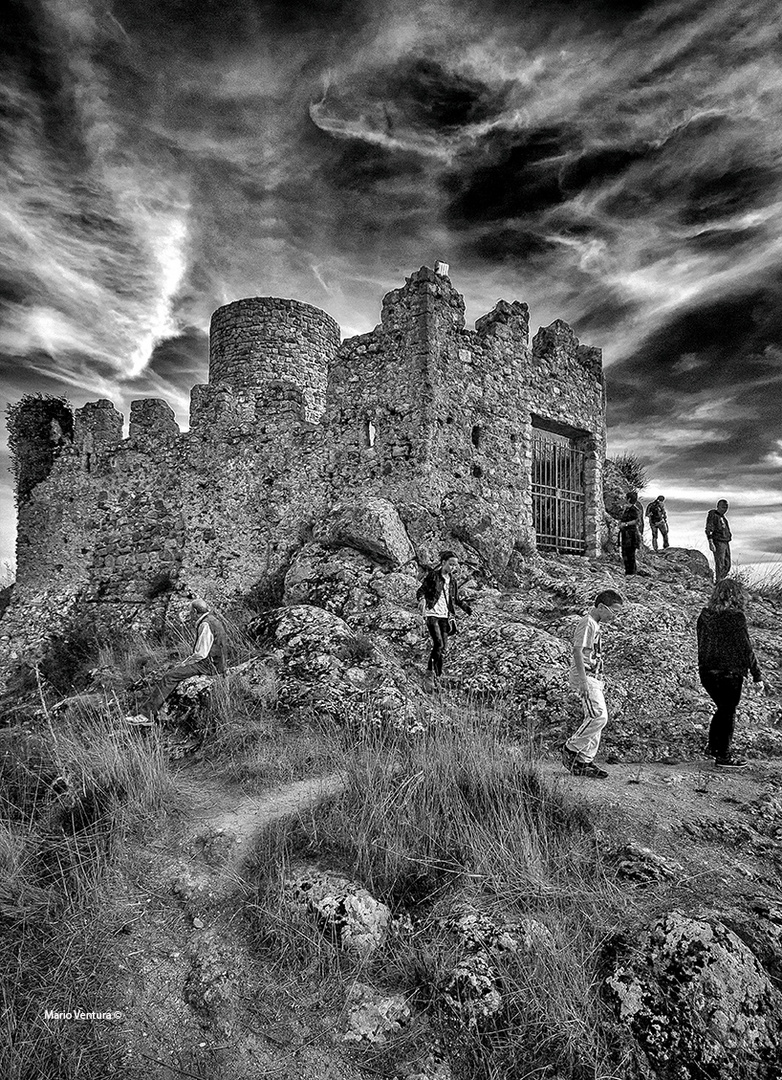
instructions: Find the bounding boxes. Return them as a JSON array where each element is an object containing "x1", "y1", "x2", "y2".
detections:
[
  {"x1": 645, "y1": 495, "x2": 669, "y2": 551},
  {"x1": 561, "y1": 589, "x2": 624, "y2": 779},
  {"x1": 618, "y1": 492, "x2": 643, "y2": 575},
  {"x1": 416, "y1": 550, "x2": 472, "y2": 689},
  {"x1": 126, "y1": 598, "x2": 228, "y2": 726},
  {"x1": 696, "y1": 578, "x2": 767, "y2": 770}
]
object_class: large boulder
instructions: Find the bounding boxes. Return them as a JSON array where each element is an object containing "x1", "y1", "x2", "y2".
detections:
[
  {"x1": 283, "y1": 543, "x2": 378, "y2": 617},
  {"x1": 657, "y1": 546, "x2": 713, "y2": 580},
  {"x1": 313, "y1": 497, "x2": 416, "y2": 567},
  {"x1": 440, "y1": 491, "x2": 515, "y2": 577},
  {"x1": 605, "y1": 911, "x2": 782, "y2": 1079},
  {"x1": 250, "y1": 603, "x2": 430, "y2": 729}
]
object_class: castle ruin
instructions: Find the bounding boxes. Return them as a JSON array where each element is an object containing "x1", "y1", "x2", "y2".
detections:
[{"x1": 2, "y1": 265, "x2": 606, "y2": 655}]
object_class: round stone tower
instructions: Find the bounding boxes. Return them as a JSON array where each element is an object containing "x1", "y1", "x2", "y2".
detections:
[{"x1": 208, "y1": 297, "x2": 340, "y2": 423}]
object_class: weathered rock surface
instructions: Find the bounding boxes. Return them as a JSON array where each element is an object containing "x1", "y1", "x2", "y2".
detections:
[
  {"x1": 605, "y1": 910, "x2": 782, "y2": 1079},
  {"x1": 312, "y1": 497, "x2": 416, "y2": 567},
  {"x1": 438, "y1": 904, "x2": 554, "y2": 1029},
  {"x1": 284, "y1": 870, "x2": 393, "y2": 956},
  {"x1": 611, "y1": 841, "x2": 683, "y2": 883},
  {"x1": 251, "y1": 603, "x2": 429, "y2": 727},
  {"x1": 342, "y1": 982, "x2": 412, "y2": 1044},
  {"x1": 657, "y1": 546, "x2": 712, "y2": 580}
]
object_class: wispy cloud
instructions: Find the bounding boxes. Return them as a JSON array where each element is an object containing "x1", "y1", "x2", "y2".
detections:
[{"x1": 1, "y1": 0, "x2": 781, "y2": 564}]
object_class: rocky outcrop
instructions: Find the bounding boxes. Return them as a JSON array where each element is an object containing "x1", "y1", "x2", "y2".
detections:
[
  {"x1": 250, "y1": 603, "x2": 431, "y2": 730},
  {"x1": 313, "y1": 497, "x2": 416, "y2": 567},
  {"x1": 605, "y1": 911, "x2": 782, "y2": 1079},
  {"x1": 658, "y1": 546, "x2": 712, "y2": 580},
  {"x1": 284, "y1": 870, "x2": 394, "y2": 956},
  {"x1": 437, "y1": 904, "x2": 554, "y2": 1030}
]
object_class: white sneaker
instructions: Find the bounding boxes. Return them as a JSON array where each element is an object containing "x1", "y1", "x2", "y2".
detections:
[{"x1": 125, "y1": 714, "x2": 153, "y2": 727}]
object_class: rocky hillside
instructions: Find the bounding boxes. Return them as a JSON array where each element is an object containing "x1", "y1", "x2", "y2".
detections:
[
  {"x1": 4, "y1": 495, "x2": 782, "y2": 1080},
  {"x1": 249, "y1": 497, "x2": 782, "y2": 766}
]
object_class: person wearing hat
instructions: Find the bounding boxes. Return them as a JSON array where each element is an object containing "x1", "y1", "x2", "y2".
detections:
[
  {"x1": 127, "y1": 598, "x2": 228, "y2": 726},
  {"x1": 416, "y1": 550, "x2": 472, "y2": 687}
]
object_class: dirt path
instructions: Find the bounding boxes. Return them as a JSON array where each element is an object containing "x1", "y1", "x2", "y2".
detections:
[
  {"x1": 538, "y1": 756, "x2": 782, "y2": 828},
  {"x1": 168, "y1": 769, "x2": 347, "y2": 897}
]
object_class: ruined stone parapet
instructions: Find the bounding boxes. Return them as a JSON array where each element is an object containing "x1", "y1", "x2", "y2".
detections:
[
  {"x1": 475, "y1": 300, "x2": 529, "y2": 344},
  {"x1": 208, "y1": 297, "x2": 340, "y2": 423},
  {"x1": 576, "y1": 343, "x2": 603, "y2": 381},
  {"x1": 380, "y1": 266, "x2": 466, "y2": 336},
  {"x1": 532, "y1": 321, "x2": 602, "y2": 383},
  {"x1": 128, "y1": 399, "x2": 180, "y2": 445},
  {"x1": 73, "y1": 399, "x2": 123, "y2": 453},
  {"x1": 189, "y1": 383, "x2": 256, "y2": 435}
]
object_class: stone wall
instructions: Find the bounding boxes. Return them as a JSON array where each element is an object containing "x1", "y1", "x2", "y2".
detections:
[
  {"x1": 323, "y1": 267, "x2": 604, "y2": 568},
  {"x1": 209, "y1": 297, "x2": 340, "y2": 423},
  {"x1": 2, "y1": 264, "x2": 607, "y2": 668}
]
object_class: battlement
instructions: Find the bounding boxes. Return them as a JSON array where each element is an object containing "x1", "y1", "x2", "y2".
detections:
[
  {"x1": 532, "y1": 320, "x2": 603, "y2": 382},
  {"x1": 5, "y1": 263, "x2": 608, "y2": 652}
]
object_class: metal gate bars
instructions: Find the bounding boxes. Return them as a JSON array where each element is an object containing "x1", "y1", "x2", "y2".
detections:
[{"x1": 531, "y1": 431, "x2": 587, "y2": 554}]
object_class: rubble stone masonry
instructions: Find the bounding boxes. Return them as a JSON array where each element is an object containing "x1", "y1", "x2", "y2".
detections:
[{"x1": 2, "y1": 266, "x2": 606, "y2": 661}]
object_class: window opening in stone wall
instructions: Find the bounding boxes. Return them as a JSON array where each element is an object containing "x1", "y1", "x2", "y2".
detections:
[
  {"x1": 532, "y1": 427, "x2": 587, "y2": 554},
  {"x1": 471, "y1": 425, "x2": 481, "y2": 448}
]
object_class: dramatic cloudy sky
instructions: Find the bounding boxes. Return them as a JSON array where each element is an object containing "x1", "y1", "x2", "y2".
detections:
[{"x1": 1, "y1": 0, "x2": 781, "y2": 570}]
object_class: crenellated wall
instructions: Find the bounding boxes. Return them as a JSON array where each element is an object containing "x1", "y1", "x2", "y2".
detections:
[{"x1": 2, "y1": 264, "x2": 607, "y2": 663}]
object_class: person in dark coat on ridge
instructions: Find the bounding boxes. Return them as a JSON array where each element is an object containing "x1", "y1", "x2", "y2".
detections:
[
  {"x1": 618, "y1": 491, "x2": 643, "y2": 575},
  {"x1": 696, "y1": 578, "x2": 767, "y2": 770},
  {"x1": 416, "y1": 550, "x2": 472, "y2": 688},
  {"x1": 705, "y1": 498, "x2": 732, "y2": 582}
]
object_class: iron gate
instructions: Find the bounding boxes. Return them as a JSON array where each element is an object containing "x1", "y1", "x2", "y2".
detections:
[{"x1": 531, "y1": 430, "x2": 587, "y2": 554}]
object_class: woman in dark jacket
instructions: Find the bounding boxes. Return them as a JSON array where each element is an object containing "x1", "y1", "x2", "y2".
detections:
[
  {"x1": 618, "y1": 492, "x2": 643, "y2": 575},
  {"x1": 696, "y1": 578, "x2": 765, "y2": 769}
]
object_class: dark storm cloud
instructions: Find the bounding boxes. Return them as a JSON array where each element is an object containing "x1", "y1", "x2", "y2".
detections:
[{"x1": 1, "y1": 0, "x2": 782, "y2": 562}]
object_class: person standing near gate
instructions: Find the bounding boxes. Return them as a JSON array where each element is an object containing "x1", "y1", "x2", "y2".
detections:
[
  {"x1": 618, "y1": 492, "x2": 642, "y2": 575},
  {"x1": 645, "y1": 495, "x2": 669, "y2": 550},
  {"x1": 416, "y1": 551, "x2": 472, "y2": 689},
  {"x1": 705, "y1": 499, "x2": 732, "y2": 581}
]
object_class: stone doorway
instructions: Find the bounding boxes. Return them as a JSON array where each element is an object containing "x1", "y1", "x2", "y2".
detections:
[{"x1": 531, "y1": 428, "x2": 587, "y2": 554}]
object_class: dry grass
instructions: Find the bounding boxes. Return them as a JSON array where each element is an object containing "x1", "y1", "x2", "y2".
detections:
[
  {"x1": 0, "y1": 694, "x2": 176, "y2": 1080},
  {"x1": 733, "y1": 561, "x2": 782, "y2": 604},
  {"x1": 244, "y1": 703, "x2": 639, "y2": 1079}
]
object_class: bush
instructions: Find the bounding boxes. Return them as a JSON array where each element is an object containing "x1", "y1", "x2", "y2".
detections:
[
  {"x1": 6, "y1": 394, "x2": 73, "y2": 502},
  {"x1": 607, "y1": 452, "x2": 648, "y2": 493}
]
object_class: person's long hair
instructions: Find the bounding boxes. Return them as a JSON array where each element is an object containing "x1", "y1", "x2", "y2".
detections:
[{"x1": 706, "y1": 577, "x2": 746, "y2": 612}]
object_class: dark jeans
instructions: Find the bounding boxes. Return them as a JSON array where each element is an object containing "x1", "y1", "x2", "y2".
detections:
[
  {"x1": 426, "y1": 617, "x2": 451, "y2": 677},
  {"x1": 699, "y1": 669, "x2": 744, "y2": 757},
  {"x1": 621, "y1": 530, "x2": 639, "y2": 575},
  {"x1": 143, "y1": 658, "x2": 223, "y2": 717},
  {"x1": 650, "y1": 522, "x2": 669, "y2": 550},
  {"x1": 713, "y1": 541, "x2": 731, "y2": 581}
]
